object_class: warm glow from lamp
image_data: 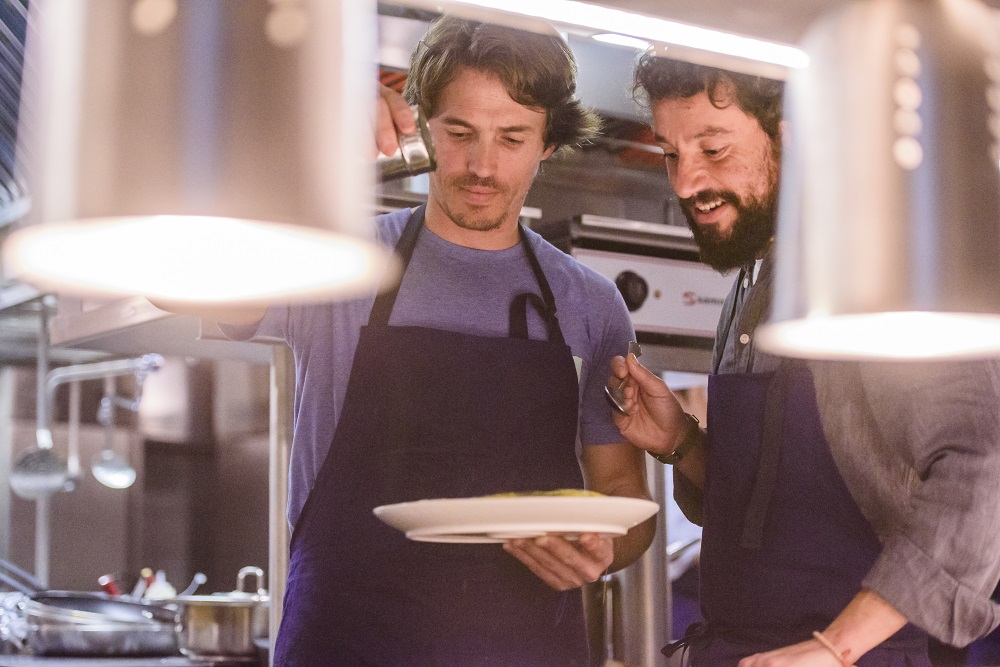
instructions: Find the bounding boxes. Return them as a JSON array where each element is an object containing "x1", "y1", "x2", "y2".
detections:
[
  {"x1": 758, "y1": 312, "x2": 1000, "y2": 361},
  {"x1": 5, "y1": 217, "x2": 393, "y2": 305},
  {"x1": 6, "y1": 0, "x2": 392, "y2": 305}
]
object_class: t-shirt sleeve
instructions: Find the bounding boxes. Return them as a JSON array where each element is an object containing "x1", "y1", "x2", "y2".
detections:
[
  {"x1": 578, "y1": 277, "x2": 635, "y2": 446},
  {"x1": 217, "y1": 305, "x2": 291, "y2": 344}
]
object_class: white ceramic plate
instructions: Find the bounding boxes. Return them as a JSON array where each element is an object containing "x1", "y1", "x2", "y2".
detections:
[{"x1": 373, "y1": 495, "x2": 659, "y2": 543}]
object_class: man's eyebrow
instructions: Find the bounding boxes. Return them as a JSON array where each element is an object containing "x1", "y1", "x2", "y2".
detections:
[
  {"x1": 440, "y1": 116, "x2": 535, "y2": 134},
  {"x1": 440, "y1": 116, "x2": 473, "y2": 129},
  {"x1": 653, "y1": 126, "x2": 733, "y2": 144}
]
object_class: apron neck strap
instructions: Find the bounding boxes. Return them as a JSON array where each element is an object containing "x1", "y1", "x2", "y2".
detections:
[
  {"x1": 509, "y1": 227, "x2": 564, "y2": 345},
  {"x1": 369, "y1": 206, "x2": 427, "y2": 327},
  {"x1": 368, "y1": 207, "x2": 565, "y2": 346}
]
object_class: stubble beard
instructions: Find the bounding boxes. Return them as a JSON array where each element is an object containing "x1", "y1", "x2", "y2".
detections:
[
  {"x1": 436, "y1": 174, "x2": 514, "y2": 233},
  {"x1": 680, "y1": 145, "x2": 781, "y2": 273}
]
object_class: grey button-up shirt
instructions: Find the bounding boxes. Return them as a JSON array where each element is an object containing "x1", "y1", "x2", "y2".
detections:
[{"x1": 675, "y1": 248, "x2": 1000, "y2": 646}]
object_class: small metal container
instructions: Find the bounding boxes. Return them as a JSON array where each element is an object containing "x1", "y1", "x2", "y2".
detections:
[
  {"x1": 174, "y1": 566, "x2": 269, "y2": 661},
  {"x1": 376, "y1": 105, "x2": 436, "y2": 181}
]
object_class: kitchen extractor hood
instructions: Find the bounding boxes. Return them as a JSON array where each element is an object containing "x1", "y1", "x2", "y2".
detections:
[{"x1": 48, "y1": 297, "x2": 274, "y2": 364}]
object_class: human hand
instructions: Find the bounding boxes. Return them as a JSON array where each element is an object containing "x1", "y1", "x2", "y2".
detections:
[
  {"x1": 375, "y1": 83, "x2": 416, "y2": 157},
  {"x1": 738, "y1": 637, "x2": 854, "y2": 667},
  {"x1": 609, "y1": 354, "x2": 689, "y2": 456},
  {"x1": 502, "y1": 533, "x2": 613, "y2": 590}
]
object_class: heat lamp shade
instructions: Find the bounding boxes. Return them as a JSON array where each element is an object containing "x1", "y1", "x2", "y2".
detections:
[
  {"x1": 757, "y1": 0, "x2": 1000, "y2": 360},
  {"x1": 2, "y1": 0, "x2": 397, "y2": 305}
]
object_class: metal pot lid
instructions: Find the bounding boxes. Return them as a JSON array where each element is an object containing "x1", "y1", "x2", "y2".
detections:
[
  {"x1": 22, "y1": 592, "x2": 176, "y2": 624},
  {"x1": 173, "y1": 593, "x2": 269, "y2": 606}
]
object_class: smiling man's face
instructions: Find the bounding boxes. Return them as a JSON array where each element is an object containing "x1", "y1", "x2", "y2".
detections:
[{"x1": 651, "y1": 83, "x2": 780, "y2": 272}]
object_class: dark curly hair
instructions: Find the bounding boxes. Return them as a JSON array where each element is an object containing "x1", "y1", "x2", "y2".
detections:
[
  {"x1": 403, "y1": 15, "x2": 601, "y2": 153},
  {"x1": 633, "y1": 54, "x2": 784, "y2": 141}
]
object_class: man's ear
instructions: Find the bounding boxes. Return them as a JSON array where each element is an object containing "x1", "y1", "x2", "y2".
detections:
[
  {"x1": 542, "y1": 144, "x2": 558, "y2": 161},
  {"x1": 778, "y1": 120, "x2": 795, "y2": 155}
]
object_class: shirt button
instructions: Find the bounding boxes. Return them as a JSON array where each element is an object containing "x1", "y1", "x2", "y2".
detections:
[
  {"x1": 739, "y1": 333, "x2": 750, "y2": 345},
  {"x1": 743, "y1": 278, "x2": 749, "y2": 289}
]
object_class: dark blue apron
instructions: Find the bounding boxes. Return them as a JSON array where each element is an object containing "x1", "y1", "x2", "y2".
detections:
[
  {"x1": 274, "y1": 207, "x2": 589, "y2": 666},
  {"x1": 679, "y1": 362, "x2": 930, "y2": 666}
]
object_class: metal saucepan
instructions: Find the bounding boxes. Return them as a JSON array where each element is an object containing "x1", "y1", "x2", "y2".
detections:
[{"x1": 174, "y1": 566, "x2": 269, "y2": 661}]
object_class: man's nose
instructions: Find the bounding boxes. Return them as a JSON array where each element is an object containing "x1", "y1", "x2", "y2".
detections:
[
  {"x1": 467, "y1": 138, "x2": 498, "y2": 177},
  {"x1": 669, "y1": 154, "x2": 707, "y2": 201}
]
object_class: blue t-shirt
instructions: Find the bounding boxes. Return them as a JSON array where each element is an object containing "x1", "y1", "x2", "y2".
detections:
[{"x1": 226, "y1": 208, "x2": 635, "y2": 527}]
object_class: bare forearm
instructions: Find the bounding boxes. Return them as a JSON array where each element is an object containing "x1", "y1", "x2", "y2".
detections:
[
  {"x1": 740, "y1": 588, "x2": 909, "y2": 665},
  {"x1": 671, "y1": 431, "x2": 706, "y2": 490},
  {"x1": 147, "y1": 298, "x2": 266, "y2": 327},
  {"x1": 821, "y1": 589, "x2": 908, "y2": 664},
  {"x1": 580, "y1": 443, "x2": 655, "y2": 572},
  {"x1": 610, "y1": 513, "x2": 655, "y2": 572}
]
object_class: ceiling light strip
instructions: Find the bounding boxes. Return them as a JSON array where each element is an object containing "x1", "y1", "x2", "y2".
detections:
[{"x1": 439, "y1": 0, "x2": 809, "y2": 69}]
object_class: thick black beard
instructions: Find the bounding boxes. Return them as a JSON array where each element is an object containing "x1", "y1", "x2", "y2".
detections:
[{"x1": 681, "y1": 190, "x2": 777, "y2": 273}]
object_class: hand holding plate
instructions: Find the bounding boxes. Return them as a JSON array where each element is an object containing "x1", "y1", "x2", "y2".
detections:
[{"x1": 503, "y1": 533, "x2": 613, "y2": 591}]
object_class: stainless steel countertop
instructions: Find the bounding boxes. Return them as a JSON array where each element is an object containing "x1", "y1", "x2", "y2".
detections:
[{"x1": 0, "y1": 657, "x2": 249, "y2": 666}]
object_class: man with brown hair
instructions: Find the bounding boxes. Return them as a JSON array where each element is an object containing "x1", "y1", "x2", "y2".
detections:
[{"x1": 214, "y1": 14, "x2": 653, "y2": 666}]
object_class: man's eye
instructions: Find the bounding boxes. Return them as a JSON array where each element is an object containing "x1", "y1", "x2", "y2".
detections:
[
  {"x1": 504, "y1": 137, "x2": 525, "y2": 146},
  {"x1": 448, "y1": 130, "x2": 469, "y2": 139},
  {"x1": 704, "y1": 147, "x2": 725, "y2": 157},
  {"x1": 663, "y1": 152, "x2": 678, "y2": 161}
]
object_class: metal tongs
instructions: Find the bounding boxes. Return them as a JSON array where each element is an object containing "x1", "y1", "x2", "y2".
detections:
[{"x1": 605, "y1": 341, "x2": 641, "y2": 415}]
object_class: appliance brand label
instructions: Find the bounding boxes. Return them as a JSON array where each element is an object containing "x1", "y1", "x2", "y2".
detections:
[{"x1": 682, "y1": 291, "x2": 726, "y2": 307}]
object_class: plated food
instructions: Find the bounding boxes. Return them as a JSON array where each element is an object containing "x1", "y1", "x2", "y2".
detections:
[{"x1": 485, "y1": 489, "x2": 605, "y2": 498}]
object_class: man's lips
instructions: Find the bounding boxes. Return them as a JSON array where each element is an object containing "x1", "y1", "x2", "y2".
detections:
[
  {"x1": 459, "y1": 185, "x2": 500, "y2": 205},
  {"x1": 685, "y1": 197, "x2": 730, "y2": 223}
]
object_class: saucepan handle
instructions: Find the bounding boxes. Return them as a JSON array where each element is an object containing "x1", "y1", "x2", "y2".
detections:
[{"x1": 0, "y1": 557, "x2": 43, "y2": 594}]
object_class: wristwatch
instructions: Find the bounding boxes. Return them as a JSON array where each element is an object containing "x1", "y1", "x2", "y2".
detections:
[{"x1": 648, "y1": 413, "x2": 701, "y2": 465}]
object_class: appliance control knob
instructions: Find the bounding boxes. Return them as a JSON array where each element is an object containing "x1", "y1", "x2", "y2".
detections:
[{"x1": 615, "y1": 271, "x2": 649, "y2": 312}]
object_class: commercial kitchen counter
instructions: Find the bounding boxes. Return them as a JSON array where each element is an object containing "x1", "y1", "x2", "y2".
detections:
[{"x1": 0, "y1": 657, "x2": 253, "y2": 666}]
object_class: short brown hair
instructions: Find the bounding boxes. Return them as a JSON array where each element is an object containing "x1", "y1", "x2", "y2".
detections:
[
  {"x1": 633, "y1": 54, "x2": 784, "y2": 141},
  {"x1": 404, "y1": 15, "x2": 600, "y2": 152}
]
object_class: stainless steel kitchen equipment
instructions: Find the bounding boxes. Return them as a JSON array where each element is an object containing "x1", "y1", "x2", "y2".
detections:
[
  {"x1": 376, "y1": 105, "x2": 437, "y2": 182},
  {"x1": 12, "y1": 353, "x2": 163, "y2": 587},
  {"x1": 605, "y1": 341, "x2": 642, "y2": 414},
  {"x1": 90, "y1": 373, "x2": 147, "y2": 490},
  {"x1": 10, "y1": 307, "x2": 67, "y2": 502},
  {"x1": 0, "y1": 559, "x2": 178, "y2": 657},
  {"x1": 173, "y1": 566, "x2": 269, "y2": 662}
]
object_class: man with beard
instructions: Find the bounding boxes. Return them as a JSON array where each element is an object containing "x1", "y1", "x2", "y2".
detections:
[
  {"x1": 187, "y1": 14, "x2": 655, "y2": 666},
  {"x1": 610, "y1": 56, "x2": 1000, "y2": 666}
]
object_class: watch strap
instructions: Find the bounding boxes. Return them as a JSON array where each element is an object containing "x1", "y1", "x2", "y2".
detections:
[{"x1": 649, "y1": 413, "x2": 701, "y2": 465}]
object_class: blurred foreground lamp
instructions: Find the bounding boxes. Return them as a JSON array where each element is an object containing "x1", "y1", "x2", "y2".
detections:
[
  {"x1": 2, "y1": 0, "x2": 395, "y2": 305},
  {"x1": 757, "y1": 0, "x2": 1000, "y2": 360}
]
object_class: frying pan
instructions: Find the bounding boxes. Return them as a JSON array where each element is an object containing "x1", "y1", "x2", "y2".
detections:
[
  {"x1": 0, "y1": 558, "x2": 178, "y2": 656},
  {"x1": 0, "y1": 557, "x2": 173, "y2": 623}
]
